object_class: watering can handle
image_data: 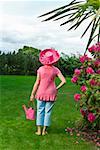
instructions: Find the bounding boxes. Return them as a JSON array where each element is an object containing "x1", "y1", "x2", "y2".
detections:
[{"x1": 28, "y1": 100, "x2": 35, "y2": 108}]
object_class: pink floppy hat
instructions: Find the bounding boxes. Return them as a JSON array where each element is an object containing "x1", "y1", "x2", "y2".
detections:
[{"x1": 39, "y1": 48, "x2": 60, "y2": 65}]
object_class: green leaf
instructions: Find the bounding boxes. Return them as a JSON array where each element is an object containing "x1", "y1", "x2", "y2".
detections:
[
  {"x1": 42, "y1": 7, "x2": 78, "y2": 22},
  {"x1": 74, "y1": 12, "x2": 94, "y2": 29},
  {"x1": 60, "y1": 12, "x2": 80, "y2": 26},
  {"x1": 38, "y1": 0, "x2": 83, "y2": 17},
  {"x1": 53, "y1": 12, "x2": 76, "y2": 21},
  {"x1": 81, "y1": 19, "x2": 93, "y2": 38},
  {"x1": 67, "y1": 12, "x2": 93, "y2": 30},
  {"x1": 84, "y1": 17, "x2": 100, "y2": 53}
]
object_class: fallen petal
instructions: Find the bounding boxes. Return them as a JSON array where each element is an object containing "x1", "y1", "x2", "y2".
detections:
[
  {"x1": 77, "y1": 133, "x2": 80, "y2": 137},
  {"x1": 75, "y1": 141, "x2": 79, "y2": 144}
]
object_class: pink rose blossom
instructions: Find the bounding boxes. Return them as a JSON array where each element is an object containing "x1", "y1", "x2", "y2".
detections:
[
  {"x1": 86, "y1": 67, "x2": 94, "y2": 74},
  {"x1": 74, "y1": 94, "x2": 81, "y2": 101},
  {"x1": 96, "y1": 47, "x2": 100, "y2": 52},
  {"x1": 80, "y1": 66, "x2": 84, "y2": 69},
  {"x1": 71, "y1": 76, "x2": 78, "y2": 83},
  {"x1": 90, "y1": 79, "x2": 97, "y2": 86},
  {"x1": 65, "y1": 127, "x2": 73, "y2": 132},
  {"x1": 88, "y1": 47, "x2": 93, "y2": 52},
  {"x1": 80, "y1": 109, "x2": 86, "y2": 116},
  {"x1": 94, "y1": 60, "x2": 100, "y2": 67},
  {"x1": 88, "y1": 42, "x2": 100, "y2": 52},
  {"x1": 80, "y1": 85, "x2": 87, "y2": 92},
  {"x1": 88, "y1": 58, "x2": 92, "y2": 62},
  {"x1": 96, "y1": 69, "x2": 100, "y2": 74},
  {"x1": 88, "y1": 45, "x2": 96, "y2": 52},
  {"x1": 97, "y1": 82, "x2": 100, "y2": 86},
  {"x1": 95, "y1": 42, "x2": 100, "y2": 52},
  {"x1": 74, "y1": 69, "x2": 81, "y2": 76},
  {"x1": 80, "y1": 55, "x2": 89, "y2": 63},
  {"x1": 88, "y1": 113, "x2": 96, "y2": 123}
]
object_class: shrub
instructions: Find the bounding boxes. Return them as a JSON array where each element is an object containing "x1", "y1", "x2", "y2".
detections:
[{"x1": 71, "y1": 42, "x2": 100, "y2": 130}]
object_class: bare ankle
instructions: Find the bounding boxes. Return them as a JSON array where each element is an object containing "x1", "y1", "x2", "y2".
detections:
[
  {"x1": 42, "y1": 126, "x2": 47, "y2": 132},
  {"x1": 37, "y1": 126, "x2": 42, "y2": 133}
]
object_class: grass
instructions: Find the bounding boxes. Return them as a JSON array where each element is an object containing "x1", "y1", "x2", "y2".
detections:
[{"x1": 0, "y1": 75, "x2": 97, "y2": 150}]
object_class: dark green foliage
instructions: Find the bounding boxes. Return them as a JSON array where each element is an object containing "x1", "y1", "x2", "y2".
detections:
[
  {"x1": 56, "y1": 53, "x2": 81, "y2": 77},
  {"x1": 0, "y1": 46, "x2": 81, "y2": 76},
  {"x1": 0, "y1": 46, "x2": 41, "y2": 76}
]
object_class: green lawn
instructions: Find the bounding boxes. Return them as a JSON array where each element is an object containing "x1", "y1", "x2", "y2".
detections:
[{"x1": 0, "y1": 75, "x2": 97, "y2": 150}]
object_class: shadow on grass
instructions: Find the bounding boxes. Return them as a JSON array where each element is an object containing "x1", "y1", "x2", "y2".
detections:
[{"x1": 48, "y1": 126, "x2": 65, "y2": 135}]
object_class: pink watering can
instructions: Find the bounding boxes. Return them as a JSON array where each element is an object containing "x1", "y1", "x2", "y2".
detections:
[{"x1": 22, "y1": 101, "x2": 35, "y2": 120}]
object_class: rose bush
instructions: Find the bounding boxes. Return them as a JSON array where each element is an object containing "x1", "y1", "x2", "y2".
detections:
[{"x1": 71, "y1": 42, "x2": 100, "y2": 130}]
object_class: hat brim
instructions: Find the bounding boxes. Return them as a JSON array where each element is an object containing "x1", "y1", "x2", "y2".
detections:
[{"x1": 39, "y1": 49, "x2": 60, "y2": 65}]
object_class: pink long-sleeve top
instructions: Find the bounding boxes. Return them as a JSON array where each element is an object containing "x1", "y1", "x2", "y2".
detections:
[{"x1": 35, "y1": 65, "x2": 61, "y2": 101}]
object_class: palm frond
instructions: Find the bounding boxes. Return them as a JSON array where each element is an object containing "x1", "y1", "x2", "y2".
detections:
[
  {"x1": 67, "y1": 12, "x2": 93, "y2": 30},
  {"x1": 68, "y1": 9, "x2": 82, "y2": 19},
  {"x1": 74, "y1": 13, "x2": 94, "y2": 29},
  {"x1": 91, "y1": 33, "x2": 99, "y2": 41},
  {"x1": 81, "y1": 19, "x2": 94, "y2": 38},
  {"x1": 38, "y1": 0, "x2": 83, "y2": 18},
  {"x1": 38, "y1": 0, "x2": 99, "y2": 52},
  {"x1": 42, "y1": 7, "x2": 78, "y2": 22},
  {"x1": 98, "y1": 22, "x2": 100, "y2": 42},
  {"x1": 93, "y1": 17, "x2": 100, "y2": 33},
  {"x1": 84, "y1": 19, "x2": 96, "y2": 54},
  {"x1": 84, "y1": 17, "x2": 99, "y2": 53},
  {"x1": 53, "y1": 12, "x2": 77, "y2": 21},
  {"x1": 60, "y1": 12, "x2": 80, "y2": 26}
]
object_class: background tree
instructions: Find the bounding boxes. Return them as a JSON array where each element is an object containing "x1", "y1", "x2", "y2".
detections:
[{"x1": 0, "y1": 46, "x2": 81, "y2": 76}]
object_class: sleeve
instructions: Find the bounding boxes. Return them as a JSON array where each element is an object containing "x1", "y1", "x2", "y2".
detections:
[
  {"x1": 55, "y1": 67, "x2": 61, "y2": 76},
  {"x1": 37, "y1": 67, "x2": 41, "y2": 76}
]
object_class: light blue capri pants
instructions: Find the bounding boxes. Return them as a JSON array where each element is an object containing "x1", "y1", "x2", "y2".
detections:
[{"x1": 36, "y1": 100, "x2": 55, "y2": 127}]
